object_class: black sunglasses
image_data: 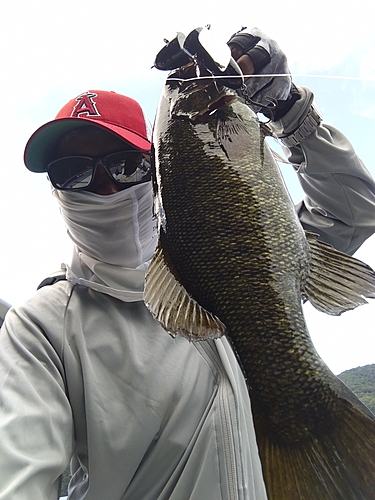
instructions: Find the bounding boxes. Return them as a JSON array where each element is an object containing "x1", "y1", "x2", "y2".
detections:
[{"x1": 47, "y1": 150, "x2": 151, "y2": 191}]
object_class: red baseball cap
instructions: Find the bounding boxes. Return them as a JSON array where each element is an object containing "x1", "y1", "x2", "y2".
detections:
[{"x1": 24, "y1": 90, "x2": 152, "y2": 172}]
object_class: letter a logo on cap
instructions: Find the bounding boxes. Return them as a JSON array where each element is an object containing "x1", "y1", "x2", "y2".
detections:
[{"x1": 71, "y1": 92, "x2": 100, "y2": 118}]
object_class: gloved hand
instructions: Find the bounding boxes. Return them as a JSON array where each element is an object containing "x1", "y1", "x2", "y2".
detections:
[{"x1": 228, "y1": 27, "x2": 300, "y2": 120}]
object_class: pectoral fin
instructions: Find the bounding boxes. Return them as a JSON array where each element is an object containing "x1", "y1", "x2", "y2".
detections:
[
  {"x1": 304, "y1": 231, "x2": 375, "y2": 315},
  {"x1": 144, "y1": 245, "x2": 226, "y2": 340}
]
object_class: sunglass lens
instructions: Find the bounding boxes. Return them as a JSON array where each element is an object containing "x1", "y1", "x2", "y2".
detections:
[
  {"x1": 106, "y1": 152, "x2": 151, "y2": 183},
  {"x1": 48, "y1": 158, "x2": 94, "y2": 190}
]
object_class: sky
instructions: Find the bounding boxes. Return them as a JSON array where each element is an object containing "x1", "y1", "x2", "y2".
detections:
[{"x1": 0, "y1": 0, "x2": 374, "y2": 375}]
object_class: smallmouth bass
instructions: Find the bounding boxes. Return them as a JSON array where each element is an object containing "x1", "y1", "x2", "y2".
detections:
[{"x1": 145, "y1": 65, "x2": 375, "y2": 499}]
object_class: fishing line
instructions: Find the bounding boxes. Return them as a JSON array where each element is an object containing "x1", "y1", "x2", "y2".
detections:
[{"x1": 166, "y1": 73, "x2": 375, "y2": 82}]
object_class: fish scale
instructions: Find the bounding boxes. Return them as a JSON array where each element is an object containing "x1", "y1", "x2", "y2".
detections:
[
  {"x1": 145, "y1": 72, "x2": 375, "y2": 499},
  {"x1": 158, "y1": 98, "x2": 322, "y2": 435}
]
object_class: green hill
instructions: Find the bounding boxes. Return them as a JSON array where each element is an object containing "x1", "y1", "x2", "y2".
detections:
[{"x1": 338, "y1": 364, "x2": 375, "y2": 414}]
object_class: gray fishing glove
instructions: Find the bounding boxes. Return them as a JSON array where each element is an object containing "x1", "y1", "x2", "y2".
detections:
[{"x1": 228, "y1": 27, "x2": 300, "y2": 120}]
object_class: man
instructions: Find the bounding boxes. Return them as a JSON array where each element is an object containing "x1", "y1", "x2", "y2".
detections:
[{"x1": 0, "y1": 30, "x2": 374, "y2": 500}]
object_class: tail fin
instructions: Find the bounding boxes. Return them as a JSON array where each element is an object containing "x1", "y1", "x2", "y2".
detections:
[{"x1": 254, "y1": 392, "x2": 375, "y2": 500}]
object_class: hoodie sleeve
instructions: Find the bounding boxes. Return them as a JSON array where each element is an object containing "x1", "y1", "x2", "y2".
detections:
[
  {"x1": 270, "y1": 86, "x2": 375, "y2": 255},
  {"x1": 0, "y1": 286, "x2": 74, "y2": 500}
]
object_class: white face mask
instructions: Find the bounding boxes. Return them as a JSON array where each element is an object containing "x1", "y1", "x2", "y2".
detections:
[
  {"x1": 53, "y1": 183, "x2": 158, "y2": 301},
  {"x1": 54, "y1": 182, "x2": 157, "y2": 267}
]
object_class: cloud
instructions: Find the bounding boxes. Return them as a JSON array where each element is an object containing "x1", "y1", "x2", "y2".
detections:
[
  {"x1": 361, "y1": 106, "x2": 375, "y2": 119},
  {"x1": 1, "y1": 0, "x2": 374, "y2": 374}
]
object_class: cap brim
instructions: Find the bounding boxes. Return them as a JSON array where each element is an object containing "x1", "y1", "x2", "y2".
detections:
[{"x1": 24, "y1": 117, "x2": 152, "y2": 173}]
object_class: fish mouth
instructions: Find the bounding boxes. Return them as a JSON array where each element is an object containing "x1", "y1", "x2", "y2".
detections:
[{"x1": 167, "y1": 63, "x2": 237, "y2": 120}]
